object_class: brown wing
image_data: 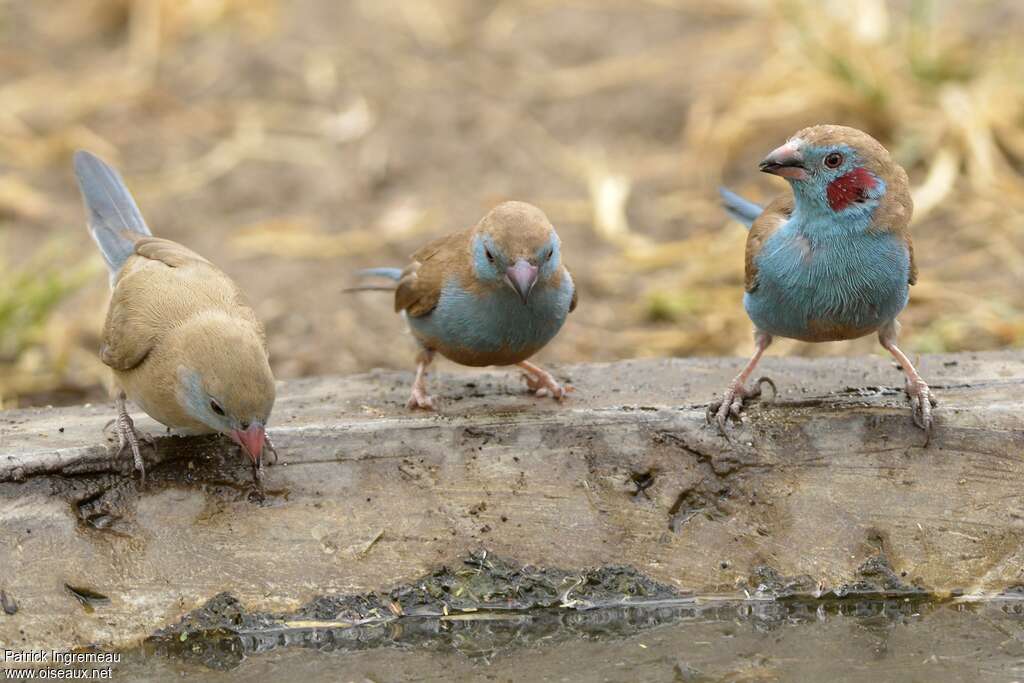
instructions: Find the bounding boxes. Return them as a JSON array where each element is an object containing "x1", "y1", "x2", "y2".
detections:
[
  {"x1": 100, "y1": 281, "x2": 158, "y2": 371},
  {"x1": 872, "y1": 193, "x2": 916, "y2": 285},
  {"x1": 559, "y1": 264, "x2": 577, "y2": 313},
  {"x1": 904, "y1": 234, "x2": 918, "y2": 285},
  {"x1": 131, "y1": 236, "x2": 213, "y2": 269},
  {"x1": 866, "y1": 163, "x2": 915, "y2": 285},
  {"x1": 101, "y1": 237, "x2": 262, "y2": 371},
  {"x1": 745, "y1": 194, "x2": 794, "y2": 293},
  {"x1": 395, "y1": 229, "x2": 472, "y2": 318}
]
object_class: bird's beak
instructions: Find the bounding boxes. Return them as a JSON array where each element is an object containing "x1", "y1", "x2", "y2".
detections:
[
  {"x1": 759, "y1": 142, "x2": 807, "y2": 180},
  {"x1": 231, "y1": 423, "x2": 266, "y2": 466},
  {"x1": 505, "y1": 259, "x2": 539, "y2": 304}
]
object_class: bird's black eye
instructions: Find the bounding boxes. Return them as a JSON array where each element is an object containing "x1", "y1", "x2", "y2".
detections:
[
  {"x1": 544, "y1": 249, "x2": 553, "y2": 262},
  {"x1": 484, "y1": 248, "x2": 495, "y2": 263},
  {"x1": 210, "y1": 401, "x2": 225, "y2": 416},
  {"x1": 824, "y1": 152, "x2": 844, "y2": 169}
]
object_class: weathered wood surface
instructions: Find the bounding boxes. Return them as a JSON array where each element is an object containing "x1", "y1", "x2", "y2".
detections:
[{"x1": 0, "y1": 352, "x2": 1022, "y2": 650}]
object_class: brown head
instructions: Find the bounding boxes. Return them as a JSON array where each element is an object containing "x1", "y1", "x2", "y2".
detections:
[{"x1": 469, "y1": 201, "x2": 563, "y2": 303}]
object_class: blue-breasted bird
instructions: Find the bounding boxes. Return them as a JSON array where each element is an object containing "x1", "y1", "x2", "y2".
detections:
[
  {"x1": 74, "y1": 151, "x2": 276, "y2": 481},
  {"x1": 713, "y1": 125, "x2": 935, "y2": 439},
  {"x1": 355, "y1": 201, "x2": 576, "y2": 409}
]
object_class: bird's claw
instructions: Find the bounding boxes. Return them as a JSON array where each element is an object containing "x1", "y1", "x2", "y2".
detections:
[
  {"x1": 905, "y1": 379, "x2": 936, "y2": 444},
  {"x1": 753, "y1": 376, "x2": 777, "y2": 400},
  {"x1": 264, "y1": 434, "x2": 279, "y2": 465},
  {"x1": 522, "y1": 370, "x2": 571, "y2": 401},
  {"x1": 113, "y1": 411, "x2": 148, "y2": 485},
  {"x1": 406, "y1": 388, "x2": 435, "y2": 410},
  {"x1": 706, "y1": 376, "x2": 776, "y2": 435}
]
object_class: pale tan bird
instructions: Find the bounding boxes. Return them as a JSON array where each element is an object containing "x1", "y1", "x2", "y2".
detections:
[{"x1": 74, "y1": 151, "x2": 276, "y2": 481}]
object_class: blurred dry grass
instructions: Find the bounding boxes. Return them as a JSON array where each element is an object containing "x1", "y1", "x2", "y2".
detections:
[
  {"x1": 0, "y1": 242, "x2": 100, "y2": 408},
  {"x1": 1, "y1": 0, "x2": 1022, "y2": 407}
]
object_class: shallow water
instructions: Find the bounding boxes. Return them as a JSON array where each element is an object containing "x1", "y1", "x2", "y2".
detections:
[{"x1": 100, "y1": 598, "x2": 1024, "y2": 682}]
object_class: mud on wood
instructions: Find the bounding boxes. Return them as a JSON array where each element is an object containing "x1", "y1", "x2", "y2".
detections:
[{"x1": 0, "y1": 353, "x2": 1022, "y2": 651}]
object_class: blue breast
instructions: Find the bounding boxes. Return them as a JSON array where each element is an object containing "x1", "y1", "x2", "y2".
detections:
[
  {"x1": 744, "y1": 211, "x2": 910, "y2": 342},
  {"x1": 407, "y1": 274, "x2": 574, "y2": 366}
]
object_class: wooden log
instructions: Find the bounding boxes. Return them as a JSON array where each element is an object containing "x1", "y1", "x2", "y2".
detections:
[{"x1": 1, "y1": 352, "x2": 1022, "y2": 651}]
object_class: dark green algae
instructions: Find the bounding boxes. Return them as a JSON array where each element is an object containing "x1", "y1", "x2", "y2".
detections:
[{"x1": 134, "y1": 551, "x2": 1022, "y2": 672}]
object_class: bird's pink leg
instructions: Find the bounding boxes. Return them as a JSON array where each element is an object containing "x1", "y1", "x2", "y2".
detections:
[
  {"x1": 707, "y1": 331, "x2": 775, "y2": 433},
  {"x1": 878, "y1": 321, "x2": 936, "y2": 443},
  {"x1": 407, "y1": 349, "x2": 436, "y2": 410},
  {"x1": 517, "y1": 360, "x2": 571, "y2": 401}
]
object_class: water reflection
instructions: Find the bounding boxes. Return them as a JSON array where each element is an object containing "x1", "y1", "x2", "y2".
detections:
[{"x1": 137, "y1": 596, "x2": 1024, "y2": 673}]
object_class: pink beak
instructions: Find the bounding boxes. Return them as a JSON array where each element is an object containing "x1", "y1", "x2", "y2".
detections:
[
  {"x1": 506, "y1": 259, "x2": 539, "y2": 304},
  {"x1": 231, "y1": 424, "x2": 266, "y2": 466},
  {"x1": 759, "y1": 141, "x2": 808, "y2": 180}
]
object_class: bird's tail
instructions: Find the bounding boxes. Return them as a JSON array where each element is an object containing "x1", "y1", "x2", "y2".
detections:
[
  {"x1": 73, "y1": 151, "x2": 152, "y2": 284},
  {"x1": 343, "y1": 267, "x2": 403, "y2": 293},
  {"x1": 719, "y1": 187, "x2": 763, "y2": 229}
]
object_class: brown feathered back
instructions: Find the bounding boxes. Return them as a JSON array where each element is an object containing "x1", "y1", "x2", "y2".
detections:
[{"x1": 102, "y1": 236, "x2": 272, "y2": 433}]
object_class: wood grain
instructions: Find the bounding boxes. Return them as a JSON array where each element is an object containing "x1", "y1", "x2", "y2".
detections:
[{"x1": 1, "y1": 353, "x2": 1022, "y2": 650}]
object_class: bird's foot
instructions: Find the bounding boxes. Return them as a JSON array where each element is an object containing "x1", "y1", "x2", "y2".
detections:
[
  {"x1": 521, "y1": 367, "x2": 572, "y2": 401},
  {"x1": 113, "y1": 411, "x2": 148, "y2": 484},
  {"x1": 406, "y1": 386, "x2": 436, "y2": 410},
  {"x1": 905, "y1": 378, "x2": 937, "y2": 444},
  {"x1": 706, "y1": 376, "x2": 776, "y2": 434}
]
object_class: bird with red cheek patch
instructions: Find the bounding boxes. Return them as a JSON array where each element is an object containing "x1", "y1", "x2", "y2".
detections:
[{"x1": 714, "y1": 125, "x2": 936, "y2": 441}]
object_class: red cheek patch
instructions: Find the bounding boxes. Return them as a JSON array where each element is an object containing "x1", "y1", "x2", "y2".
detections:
[{"x1": 827, "y1": 167, "x2": 878, "y2": 211}]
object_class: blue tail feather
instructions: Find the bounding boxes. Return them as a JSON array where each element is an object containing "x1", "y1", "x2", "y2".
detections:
[
  {"x1": 357, "y1": 267, "x2": 403, "y2": 281},
  {"x1": 719, "y1": 187, "x2": 763, "y2": 229},
  {"x1": 73, "y1": 150, "x2": 152, "y2": 283}
]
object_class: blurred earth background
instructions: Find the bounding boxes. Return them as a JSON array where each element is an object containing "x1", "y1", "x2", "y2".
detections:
[{"x1": 1, "y1": 0, "x2": 1023, "y2": 408}]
